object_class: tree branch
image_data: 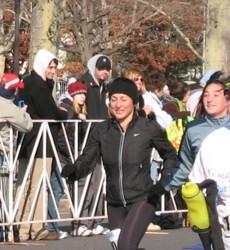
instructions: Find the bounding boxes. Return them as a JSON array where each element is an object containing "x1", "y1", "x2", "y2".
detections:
[{"x1": 138, "y1": 0, "x2": 203, "y2": 61}]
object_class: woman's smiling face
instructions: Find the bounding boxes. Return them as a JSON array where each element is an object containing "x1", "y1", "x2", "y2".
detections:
[{"x1": 202, "y1": 83, "x2": 228, "y2": 118}]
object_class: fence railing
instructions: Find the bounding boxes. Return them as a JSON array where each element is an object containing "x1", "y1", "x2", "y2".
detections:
[
  {"x1": 55, "y1": 81, "x2": 67, "y2": 101},
  {"x1": 0, "y1": 119, "x2": 186, "y2": 242}
]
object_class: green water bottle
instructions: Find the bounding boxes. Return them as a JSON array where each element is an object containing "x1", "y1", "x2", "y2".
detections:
[{"x1": 182, "y1": 182, "x2": 210, "y2": 231}]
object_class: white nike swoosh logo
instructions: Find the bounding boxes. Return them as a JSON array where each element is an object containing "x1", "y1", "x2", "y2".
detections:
[{"x1": 134, "y1": 133, "x2": 140, "y2": 136}]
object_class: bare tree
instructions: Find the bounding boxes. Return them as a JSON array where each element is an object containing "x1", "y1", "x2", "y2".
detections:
[
  {"x1": 29, "y1": 0, "x2": 66, "y2": 67},
  {"x1": 53, "y1": 0, "x2": 205, "y2": 72},
  {"x1": 55, "y1": 0, "x2": 165, "y2": 67},
  {"x1": 0, "y1": 0, "x2": 206, "y2": 75}
]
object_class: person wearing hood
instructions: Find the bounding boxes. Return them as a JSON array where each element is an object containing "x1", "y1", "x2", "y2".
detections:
[
  {"x1": 71, "y1": 54, "x2": 111, "y2": 236},
  {"x1": 15, "y1": 49, "x2": 67, "y2": 241},
  {"x1": 79, "y1": 54, "x2": 111, "y2": 119},
  {"x1": 0, "y1": 73, "x2": 33, "y2": 168}
]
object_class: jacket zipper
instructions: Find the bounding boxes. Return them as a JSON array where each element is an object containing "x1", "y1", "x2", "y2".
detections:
[{"x1": 118, "y1": 126, "x2": 127, "y2": 207}]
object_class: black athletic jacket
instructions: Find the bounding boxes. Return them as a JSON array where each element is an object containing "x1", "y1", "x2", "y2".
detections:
[{"x1": 70, "y1": 116, "x2": 177, "y2": 206}]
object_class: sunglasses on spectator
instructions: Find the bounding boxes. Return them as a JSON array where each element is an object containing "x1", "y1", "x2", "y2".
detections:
[{"x1": 135, "y1": 77, "x2": 143, "y2": 82}]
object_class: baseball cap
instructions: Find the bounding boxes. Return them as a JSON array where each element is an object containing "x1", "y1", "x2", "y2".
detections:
[{"x1": 96, "y1": 56, "x2": 111, "y2": 70}]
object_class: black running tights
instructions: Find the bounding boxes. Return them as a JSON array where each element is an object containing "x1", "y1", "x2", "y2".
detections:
[{"x1": 107, "y1": 200, "x2": 155, "y2": 250}]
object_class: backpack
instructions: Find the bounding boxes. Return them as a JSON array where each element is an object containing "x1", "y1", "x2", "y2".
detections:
[{"x1": 166, "y1": 99, "x2": 193, "y2": 152}]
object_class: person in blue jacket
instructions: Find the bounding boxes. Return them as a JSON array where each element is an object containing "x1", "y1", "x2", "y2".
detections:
[
  {"x1": 162, "y1": 79, "x2": 230, "y2": 192},
  {"x1": 153, "y1": 78, "x2": 230, "y2": 249}
]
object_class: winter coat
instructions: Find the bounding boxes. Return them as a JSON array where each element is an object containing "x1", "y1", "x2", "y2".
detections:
[
  {"x1": 142, "y1": 91, "x2": 173, "y2": 129},
  {"x1": 18, "y1": 50, "x2": 67, "y2": 158},
  {"x1": 68, "y1": 116, "x2": 177, "y2": 206},
  {"x1": 163, "y1": 114, "x2": 230, "y2": 191},
  {"x1": 56, "y1": 97, "x2": 87, "y2": 164},
  {"x1": 162, "y1": 94, "x2": 190, "y2": 120},
  {"x1": 0, "y1": 96, "x2": 33, "y2": 153},
  {"x1": 79, "y1": 54, "x2": 110, "y2": 119}
]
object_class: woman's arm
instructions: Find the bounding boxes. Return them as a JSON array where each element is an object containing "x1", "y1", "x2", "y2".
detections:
[{"x1": 61, "y1": 125, "x2": 101, "y2": 180}]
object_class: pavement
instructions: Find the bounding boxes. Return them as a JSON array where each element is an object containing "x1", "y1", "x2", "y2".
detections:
[
  {"x1": 0, "y1": 226, "x2": 202, "y2": 250},
  {"x1": 0, "y1": 201, "x2": 202, "y2": 249}
]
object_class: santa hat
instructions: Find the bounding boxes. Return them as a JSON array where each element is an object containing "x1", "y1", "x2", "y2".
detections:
[
  {"x1": 68, "y1": 81, "x2": 87, "y2": 96},
  {"x1": 0, "y1": 73, "x2": 24, "y2": 90}
]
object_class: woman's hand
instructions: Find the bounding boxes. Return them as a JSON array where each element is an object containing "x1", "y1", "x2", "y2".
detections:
[{"x1": 143, "y1": 105, "x2": 152, "y2": 116}]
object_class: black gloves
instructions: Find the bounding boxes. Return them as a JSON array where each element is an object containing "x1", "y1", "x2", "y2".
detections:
[
  {"x1": 61, "y1": 164, "x2": 76, "y2": 179},
  {"x1": 148, "y1": 182, "x2": 167, "y2": 205},
  {"x1": 149, "y1": 182, "x2": 166, "y2": 197}
]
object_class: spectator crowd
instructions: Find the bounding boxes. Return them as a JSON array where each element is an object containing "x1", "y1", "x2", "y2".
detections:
[{"x1": 0, "y1": 49, "x2": 230, "y2": 250}]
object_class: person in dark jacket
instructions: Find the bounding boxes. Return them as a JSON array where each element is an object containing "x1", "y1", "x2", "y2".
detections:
[
  {"x1": 15, "y1": 49, "x2": 67, "y2": 241},
  {"x1": 79, "y1": 54, "x2": 111, "y2": 119},
  {"x1": 61, "y1": 77, "x2": 177, "y2": 250},
  {"x1": 75, "y1": 54, "x2": 112, "y2": 235},
  {"x1": 47, "y1": 80, "x2": 87, "y2": 238}
]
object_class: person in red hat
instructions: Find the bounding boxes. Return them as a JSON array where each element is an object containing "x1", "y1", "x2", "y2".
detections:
[
  {"x1": 68, "y1": 81, "x2": 87, "y2": 116},
  {"x1": 47, "y1": 80, "x2": 88, "y2": 237},
  {"x1": 0, "y1": 73, "x2": 33, "y2": 169}
]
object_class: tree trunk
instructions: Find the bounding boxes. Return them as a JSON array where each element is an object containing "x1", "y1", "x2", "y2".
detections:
[
  {"x1": 205, "y1": 0, "x2": 230, "y2": 77},
  {"x1": 0, "y1": 6, "x2": 5, "y2": 75},
  {"x1": 29, "y1": 0, "x2": 58, "y2": 68}
]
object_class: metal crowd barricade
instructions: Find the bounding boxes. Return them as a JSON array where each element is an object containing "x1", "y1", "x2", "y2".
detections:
[
  {"x1": 0, "y1": 118, "x2": 17, "y2": 241},
  {"x1": 56, "y1": 80, "x2": 67, "y2": 101},
  {"x1": 0, "y1": 119, "x2": 187, "y2": 242}
]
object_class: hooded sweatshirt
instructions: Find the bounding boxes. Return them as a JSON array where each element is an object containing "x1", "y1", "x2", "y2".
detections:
[
  {"x1": 18, "y1": 48, "x2": 67, "y2": 158},
  {"x1": 87, "y1": 54, "x2": 110, "y2": 87},
  {"x1": 33, "y1": 49, "x2": 57, "y2": 81},
  {"x1": 79, "y1": 54, "x2": 111, "y2": 119},
  {"x1": 163, "y1": 114, "x2": 230, "y2": 191}
]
